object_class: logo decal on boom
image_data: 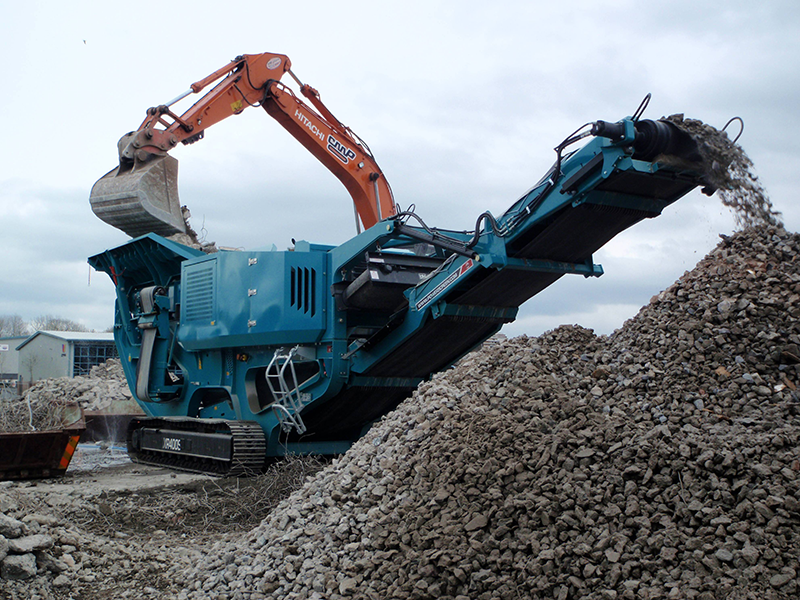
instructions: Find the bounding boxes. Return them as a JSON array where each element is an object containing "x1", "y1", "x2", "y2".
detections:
[
  {"x1": 295, "y1": 109, "x2": 325, "y2": 141},
  {"x1": 327, "y1": 135, "x2": 357, "y2": 164}
]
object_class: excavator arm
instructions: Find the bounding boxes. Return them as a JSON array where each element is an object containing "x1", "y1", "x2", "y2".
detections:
[
  {"x1": 263, "y1": 81, "x2": 394, "y2": 229},
  {"x1": 90, "y1": 52, "x2": 395, "y2": 238}
]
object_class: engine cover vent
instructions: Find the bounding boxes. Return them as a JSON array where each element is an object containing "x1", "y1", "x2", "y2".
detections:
[
  {"x1": 290, "y1": 267, "x2": 316, "y2": 317},
  {"x1": 183, "y1": 261, "x2": 216, "y2": 322}
]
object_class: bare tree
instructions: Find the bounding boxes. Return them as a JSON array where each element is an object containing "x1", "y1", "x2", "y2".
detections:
[
  {"x1": 21, "y1": 352, "x2": 39, "y2": 386},
  {"x1": 29, "y1": 315, "x2": 88, "y2": 332},
  {"x1": 0, "y1": 314, "x2": 28, "y2": 337}
]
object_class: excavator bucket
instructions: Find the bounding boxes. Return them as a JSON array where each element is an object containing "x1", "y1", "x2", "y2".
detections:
[{"x1": 89, "y1": 154, "x2": 186, "y2": 238}]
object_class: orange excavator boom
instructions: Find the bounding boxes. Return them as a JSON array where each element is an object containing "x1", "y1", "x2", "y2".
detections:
[{"x1": 90, "y1": 52, "x2": 395, "y2": 237}]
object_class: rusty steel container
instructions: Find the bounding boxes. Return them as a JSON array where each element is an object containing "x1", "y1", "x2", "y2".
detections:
[{"x1": 0, "y1": 404, "x2": 85, "y2": 480}]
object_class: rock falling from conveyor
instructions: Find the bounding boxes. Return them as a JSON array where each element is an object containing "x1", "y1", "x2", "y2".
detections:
[{"x1": 666, "y1": 114, "x2": 782, "y2": 229}]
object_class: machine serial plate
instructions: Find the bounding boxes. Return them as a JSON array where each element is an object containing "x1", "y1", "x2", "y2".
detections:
[{"x1": 139, "y1": 428, "x2": 233, "y2": 461}]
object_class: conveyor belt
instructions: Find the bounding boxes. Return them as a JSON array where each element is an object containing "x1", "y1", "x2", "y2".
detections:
[{"x1": 360, "y1": 197, "x2": 670, "y2": 379}]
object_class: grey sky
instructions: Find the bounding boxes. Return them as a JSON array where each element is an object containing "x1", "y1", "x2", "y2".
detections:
[{"x1": 1, "y1": 1, "x2": 797, "y2": 336}]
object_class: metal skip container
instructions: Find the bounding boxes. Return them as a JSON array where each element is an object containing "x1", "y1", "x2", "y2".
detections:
[{"x1": 0, "y1": 403, "x2": 86, "y2": 480}]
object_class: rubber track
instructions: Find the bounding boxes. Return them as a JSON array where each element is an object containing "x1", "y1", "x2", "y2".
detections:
[{"x1": 127, "y1": 418, "x2": 266, "y2": 477}]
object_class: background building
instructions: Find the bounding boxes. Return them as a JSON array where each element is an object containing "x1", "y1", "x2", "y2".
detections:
[
  {"x1": 0, "y1": 335, "x2": 27, "y2": 396},
  {"x1": 16, "y1": 331, "x2": 117, "y2": 385}
]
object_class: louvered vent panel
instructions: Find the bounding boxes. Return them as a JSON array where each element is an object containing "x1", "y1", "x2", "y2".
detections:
[
  {"x1": 184, "y1": 262, "x2": 215, "y2": 322},
  {"x1": 290, "y1": 267, "x2": 316, "y2": 317}
]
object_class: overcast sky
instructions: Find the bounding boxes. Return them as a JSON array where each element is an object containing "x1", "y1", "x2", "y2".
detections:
[{"x1": 1, "y1": 1, "x2": 798, "y2": 338}]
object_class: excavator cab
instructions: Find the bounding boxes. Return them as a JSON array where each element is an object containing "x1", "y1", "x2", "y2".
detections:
[{"x1": 90, "y1": 133, "x2": 186, "y2": 238}]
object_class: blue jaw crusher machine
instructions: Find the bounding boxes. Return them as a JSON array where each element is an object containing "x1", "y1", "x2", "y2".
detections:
[{"x1": 89, "y1": 107, "x2": 712, "y2": 475}]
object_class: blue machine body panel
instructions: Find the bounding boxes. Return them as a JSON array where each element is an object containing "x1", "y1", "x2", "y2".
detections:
[{"x1": 179, "y1": 249, "x2": 327, "y2": 350}]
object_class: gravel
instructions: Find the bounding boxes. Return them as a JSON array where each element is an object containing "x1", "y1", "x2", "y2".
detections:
[
  {"x1": 22, "y1": 358, "x2": 137, "y2": 414},
  {"x1": 0, "y1": 457, "x2": 324, "y2": 599},
  {"x1": 667, "y1": 114, "x2": 782, "y2": 229}
]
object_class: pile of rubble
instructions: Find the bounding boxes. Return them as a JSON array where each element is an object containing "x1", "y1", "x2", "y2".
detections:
[
  {"x1": 1, "y1": 358, "x2": 135, "y2": 433},
  {"x1": 0, "y1": 503, "x2": 72, "y2": 586},
  {"x1": 159, "y1": 225, "x2": 798, "y2": 600},
  {"x1": 22, "y1": 358, "x2": 134, "y2": 414},
  {"x1": 0, "y1": 485, "x2": 199, "y2": 596},
  {"x1": 0, "y1": 455, "x2": 326, "y2": 598}
]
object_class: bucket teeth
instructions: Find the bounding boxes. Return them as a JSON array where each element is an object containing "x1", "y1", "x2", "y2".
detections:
[{"x1": 89, "y1": 155, "x2": 186, "y2": 238}]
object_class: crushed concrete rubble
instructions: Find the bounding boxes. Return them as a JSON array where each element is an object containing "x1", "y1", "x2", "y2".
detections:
[
  {"x1": 0, "y1": 480, "x2": 204, "y2": 598},
  {"x1": 1, "y1": 359, "x2": 137, "y2": 433},
  {"x1": 0, "y1": 458, "x2": 324, "y2": 599},
  {"x1": 667, "y1": 114, "x2": 782, "y2": 229},
  {"x1": 31, "y1": 359, "x2": 133, "y2": 411},
  {"x1": 166, "y1": 206, "x2": 218, "y2": 253},
  {"x1": 3, "y1": 225, "x2": 799, "y2": 599}
]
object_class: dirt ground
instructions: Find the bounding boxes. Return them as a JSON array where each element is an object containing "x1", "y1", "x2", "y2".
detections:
[
  {"x1": 0, "y1": 445, "x2": 327, "y2": 600},
  {"x1": 9, "y1": 445, "x2": 327, "y2": 541},
  {"x1": 29, "y1": 445, "x2": 213, "y2": 494}
]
